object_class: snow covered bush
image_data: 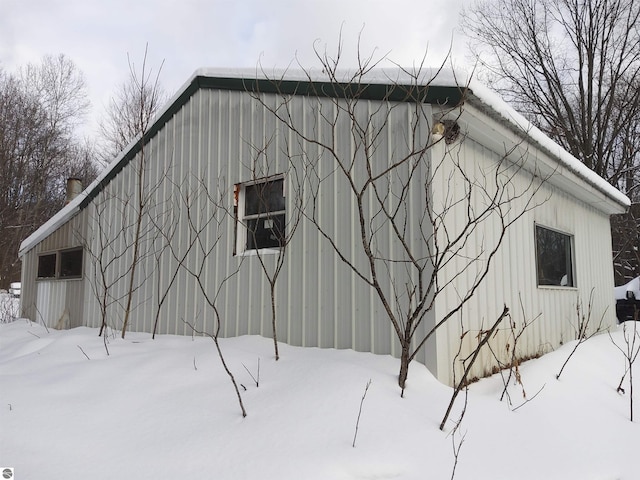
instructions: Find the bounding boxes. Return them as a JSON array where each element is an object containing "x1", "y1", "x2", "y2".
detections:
[{"x1": 0, "y1": 292, "x2": 19, "y2": 323}]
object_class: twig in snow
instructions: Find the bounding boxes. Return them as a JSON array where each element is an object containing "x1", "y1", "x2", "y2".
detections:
[
  {"x1": 33, "y1": 303, "x2": 49, "y2": 334},
  {"x1": 440, "y1": 305, "x2": 509, "y2": 430},
  {"x1": 511, "y1": 384, "x2": 545, "y2": 412},
  {"x1": 449, "y1": 428, "x2": 466, "y2": 480},
  {"x1": 242, "y1": 358, "x2": 260, "y2": 387},
  {"x1": 77, "y1": 345, "x2": 90, "y2": 360},
  {"x1": 556, "y1": 289, "x2": 605, "y2": 380},
  {"x1": 448, "y1": 387, "x2": 468, "y2": 480},
  {"x1": 352, "y1": 379, "x2": 372, "y2": 448}
]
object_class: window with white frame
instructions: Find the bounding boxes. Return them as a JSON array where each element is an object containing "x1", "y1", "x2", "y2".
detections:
[
  {"x1": 235, "y1": 177, "x2": 286, "y2": 253},
  {"x1": 535, "y1": 225, "x2": 574, "y2": 287}
]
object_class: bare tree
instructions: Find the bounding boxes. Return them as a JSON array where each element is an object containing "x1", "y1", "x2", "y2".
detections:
[
  {"x1": 149, "y1": 176, "x2": 187, "y2": 340},
  {"x1": 168, "y1": 173, "x2": 248, "y2": 417},
  {"x1": 82, "y1": 158, "x2": 168, "y2": 341},
  {"x1": 462, "y1": 0, "x2": 640, "y2": 273},
  {"x1": 611, "y1": 204, "x2": 640, "y2": 284},
  {"x1": 238, "y1": 139, "x2": 306, "y2": 360},
  {"x1": 0, "y1": 56, "x2": 97, "y2": 289},
  {"x1": 98, "y1": 47, "x2": 166, "y2": 338},
  {"x1": 79, "y1": 47, "x2": 168, "y2": 340},
  {"x1": 462, "y1": 0, "x2": 640, "y2": 190},
  {"x1": 20, "y1": 54, "x2": 91, "y2": 138},
  {"x1": 98, "y1": 45, "x2": 167, "y2": 163},
  {"x1": 611, "y1": 321, "x2": 640, "y2": 421},
  {"x1": 79, "y1": 153, "x2": 171, "y2": 345},
  {"x1": 79, "y1": 184, "x2": 139, "y2": 349},
  {"x1": 255, "y1": 45, "x2": 548, "y2": 392}
]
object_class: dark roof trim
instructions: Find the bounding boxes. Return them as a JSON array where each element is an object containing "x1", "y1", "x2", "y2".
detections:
[
  {"x1": 79, "y1": 75, "x2": 466, "y2": 208},
  {"x1": 197, "y1": 75, "x2": 467, "y2": 104}
]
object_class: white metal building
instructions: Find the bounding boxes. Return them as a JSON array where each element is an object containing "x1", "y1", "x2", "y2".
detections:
[{"x1": 18, "y1": 69, "x2": 629, "y2": 385}]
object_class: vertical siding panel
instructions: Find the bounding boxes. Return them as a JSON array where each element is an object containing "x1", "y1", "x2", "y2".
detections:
[
  {"x1": 36, "y1": 282, "x2": 66, "y2": 327},
  {"x1": 198, "y1": 89, "x2": 210, "y2": 336}
]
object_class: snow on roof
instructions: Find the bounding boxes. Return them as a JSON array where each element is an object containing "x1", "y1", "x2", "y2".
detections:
[
  {"x1": 461, "y1": 79, "x2": 630, "y2": 210},
  {"x1": 193, "y1": 66, "x2": 463, "y2": 86},
  {"x1": 19, "y1": 67, "x2": 630, "y2": 256}
]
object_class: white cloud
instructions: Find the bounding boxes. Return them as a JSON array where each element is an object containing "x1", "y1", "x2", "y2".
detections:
[{"x1": 1, "y1": 0, "x2": 469, "y2": 136}]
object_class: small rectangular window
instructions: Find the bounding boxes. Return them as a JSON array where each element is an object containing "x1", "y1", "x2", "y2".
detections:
[
  {"x1": 37, "y1": 253, "x2": 57, "y2": 279},
  {"x1": 535, "y1": 225, "x2": 574, "y2": 287},
  {"x1": 36, "y1": 248, "x2": 84, "y2": 280},
  {"x1": 59, "y1": 248, "x2": 83, "y2": 278},
  {"x1": 236, "y1": 177, "x2": 286, "y2": 253}
]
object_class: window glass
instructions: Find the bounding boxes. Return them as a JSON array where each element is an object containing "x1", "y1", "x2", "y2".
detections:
[
  {"x1": 37, "y1": 254, "x2": 57, "y2": 279},
  {"x1": 245, "y1": 179, "x2": 286, "y2": 216},
  {"x1": 59, "y1": 249, "x2": 83, "y2": 278},
  {"x1": 246, "y1": 213, "x2": 286, "y2": 250},
  {"x1": 238, "y1": 177, "x2": 286, "y2": 252},
  {"x1": 536, "y1": 225, "x2": 574, "y2": 287}
]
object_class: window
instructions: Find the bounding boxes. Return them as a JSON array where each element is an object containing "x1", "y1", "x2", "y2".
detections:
[
  {"x1": 535, "y1": 225, "x2": 574, "y2": 287},
  {"x1": 59, "y1": 248, "x2": 83, "y2": 278},
  {"x1": 37, "y1": 253, "x2": 57, "y2": 279},
  {"x1": 36, "y1": 248, "x2": 83, "y2": 280},
  {"x1": 236, "y1": 177, "x2": 286, "y2": 253}
]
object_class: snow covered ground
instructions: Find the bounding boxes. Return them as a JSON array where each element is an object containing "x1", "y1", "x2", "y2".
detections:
[{"x1": 1, "y1": 310, "x2": 639, "y2": 479}]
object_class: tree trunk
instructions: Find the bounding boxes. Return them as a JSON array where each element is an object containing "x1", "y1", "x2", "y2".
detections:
[
  {"x1": 398, "y1": 343, "x2": 411, "y2": 395},
  {"x1": 271, "y1": 282, "x2": 279, "y2": 360},
  {"x1": 630, "y1": 362, "x2": 634, "y2": 422}
]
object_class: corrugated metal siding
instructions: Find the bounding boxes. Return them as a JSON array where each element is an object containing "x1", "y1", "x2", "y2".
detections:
[
  {"x1": 77, "y1": 89, "x2": 436, "y2": 369},
  {"x1": 20, "y1": 211, "x2": 87, "y2": 328},
  {"x1": 22, "y1": 84, "x2": 618, "y2": 387},
  {"x1": 20, "y1": 252, "x2": 36, "y2": 321},
  {"x1": 432, "y1": 128, "x2": 617, "y2": 385},
  {"x1": 36, "y1": 281, "x2": 67, "y2": 326}
]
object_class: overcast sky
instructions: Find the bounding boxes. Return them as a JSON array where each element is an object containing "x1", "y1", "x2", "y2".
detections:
[{"x1": 1, "y1": 0, "x2": 470, "y2": 137}]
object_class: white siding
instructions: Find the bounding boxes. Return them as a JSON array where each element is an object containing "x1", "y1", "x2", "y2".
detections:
[
  {"x1": 432, "y1": 117, "x2": 617, "y2": 385},
  {"x1": 36, "y1": 282, "x2": 67, "y2": 327}
]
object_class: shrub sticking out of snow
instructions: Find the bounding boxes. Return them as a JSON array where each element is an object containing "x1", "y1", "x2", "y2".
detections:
[{"x1": 0, "y1": 292, "x2": 19, "y2": 323}]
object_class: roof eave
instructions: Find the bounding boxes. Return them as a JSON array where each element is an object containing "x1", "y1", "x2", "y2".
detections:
[{"x1": 463, "y1": 89, "x2": 630, "y2": 214}]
